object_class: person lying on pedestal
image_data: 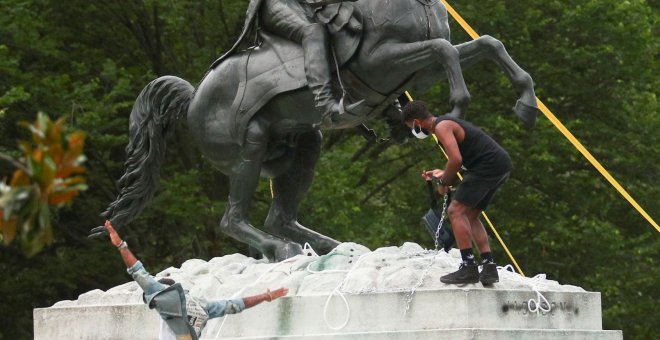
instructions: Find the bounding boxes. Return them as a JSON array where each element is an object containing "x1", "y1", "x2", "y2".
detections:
[{"x1": 99, "y1": 220, "x2": 288, "y2": 340}]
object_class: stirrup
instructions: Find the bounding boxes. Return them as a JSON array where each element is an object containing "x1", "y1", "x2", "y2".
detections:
[{"x1": 342, "y1": 98, "x2": 367, "y2": 115}]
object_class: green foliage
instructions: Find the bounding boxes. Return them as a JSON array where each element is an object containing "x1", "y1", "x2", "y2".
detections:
[
  {"x1": 0, "y1": 113, "x2": 87, "y2": 257},
  {"x1": 0, "y1": 0, "x2": 657, "y2": 339},
  {"x1": 301, "y1": 133, "x2": 432, "y2": 248}
]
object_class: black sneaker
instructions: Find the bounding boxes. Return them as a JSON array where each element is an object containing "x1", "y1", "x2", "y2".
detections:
[
  {"x1": 440, "y1": 264, "x2": 479, "y2": 284},
  {"x1": 480, "y1": 263, "x2": 499, "y2": 285}
]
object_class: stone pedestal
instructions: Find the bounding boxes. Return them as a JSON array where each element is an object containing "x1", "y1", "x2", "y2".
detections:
[
  {"x1": 34, "y1": 290, "x2": 621, "y2": 339},
  {"x1": 33, "y1": 243, "x2": 622, "y2": 339}
]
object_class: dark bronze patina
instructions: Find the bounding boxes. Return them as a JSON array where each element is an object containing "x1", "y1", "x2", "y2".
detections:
[{"x1": 91, "y1": 0, "x2": 539, "y2": 261}]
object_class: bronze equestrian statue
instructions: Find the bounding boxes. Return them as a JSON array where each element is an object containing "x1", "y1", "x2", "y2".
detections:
[
  {"x1": 215, "y1": 0, "x2": 367, "y2": 126},
  {"x1": 90, "y1": 0, "x2": 540, "y2": 261}
]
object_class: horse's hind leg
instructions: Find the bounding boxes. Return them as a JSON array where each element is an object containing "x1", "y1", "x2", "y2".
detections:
[
  {"x1": 220, "y1": 118, "x2": 303, "y2": 261},
  {"x1": 263, "y1": 130, "x2": 340, "y2": 254},
  {"x1": 454, "y1": 36, "x2": 540, "y2": 128}
]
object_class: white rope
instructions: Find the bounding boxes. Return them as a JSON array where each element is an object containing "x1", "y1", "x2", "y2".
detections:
[
  {"x1": 210, "y1": 246, "x2": 551, "y2": 339},
  {"x1": 305, "y1": 251, "x2": 374, "y2": 330},
  {"x1": 212, "y1": 254, "x2": 308, "y2": 340},
  {"x1": 498, "y1": 264, "x2": 551, "y2": 315},
  {"x1": 526, "y1": 274, "x2": 551, "y2": 314},
  {"x1": 302, "y1": 242, "x2": 320, "y2": 257},
  {"x1": 322, "y1": 285, "x2": 352, "y2": 330},
  {"x1": 498, "y1": 264, "x2": 516, "y2": 273}
]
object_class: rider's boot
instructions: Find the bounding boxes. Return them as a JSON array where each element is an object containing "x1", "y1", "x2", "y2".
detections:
[{"x1": 301, "y1": 24, "x2": 342, "y2": 127}]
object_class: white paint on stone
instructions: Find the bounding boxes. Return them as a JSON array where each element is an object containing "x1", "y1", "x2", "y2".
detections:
[
  {"x1": 37, "y1": 242, "x2": 622, "y2": 340},
  {"x1": 52, "y1": 242, "x2": 583, "y2": 308}
]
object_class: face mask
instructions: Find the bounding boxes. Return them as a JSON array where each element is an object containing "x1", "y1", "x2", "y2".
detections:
[{"x1": 411, "y1": 120, "x2": 430, "y2": 139}]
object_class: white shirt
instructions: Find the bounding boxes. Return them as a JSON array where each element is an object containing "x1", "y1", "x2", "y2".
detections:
[
  {"x1": 158, "y1": 296, "x2": 209, "y2": 340},
  {"x1": 158, "y1": 319, "x2": 178, "y2": 340}
]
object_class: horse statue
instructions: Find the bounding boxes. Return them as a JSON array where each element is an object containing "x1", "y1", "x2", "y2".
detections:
[{"x1": 90, "y1": 0, "x2": 539, "y2": 261}]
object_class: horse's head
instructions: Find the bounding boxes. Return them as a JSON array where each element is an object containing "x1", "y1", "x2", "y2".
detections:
[
  {"x1": 355, "y1": 98, "x2": 410, "y2": 144},
  {"x1": 383, "y1": 99, "x2": 410, "y2": 144}
]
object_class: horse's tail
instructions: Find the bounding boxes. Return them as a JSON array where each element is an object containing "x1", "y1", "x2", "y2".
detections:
[{"x1": 102, "y1": 76, "x2": 194, "y2": 228}]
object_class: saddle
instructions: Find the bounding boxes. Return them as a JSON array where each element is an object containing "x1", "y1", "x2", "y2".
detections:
[
  {"x1": 224, "y1": 2, "x2": 365, "y2": 142},
  {"x1": 312, "y1": 1, "x2": 363, "y2": 65}
]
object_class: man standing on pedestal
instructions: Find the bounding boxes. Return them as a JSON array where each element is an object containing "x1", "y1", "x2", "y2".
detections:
[
  {"x1": 98, "y1": 220, "x2": 288, "y2": 340},
  {"x1": 402, "y1": 100, "x2": 511, "y2": 285}
]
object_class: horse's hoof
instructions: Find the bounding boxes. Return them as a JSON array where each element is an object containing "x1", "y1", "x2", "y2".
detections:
[
  {"x1": 88, "y1": 226, "x2": 108, "y2": 239},
  {"x1": 447, "y1": 102, "x2": 468, "y2": 119},
  {"x1": 273, "y1": 242, "x2": 304, "y2": 262},
  {"x1": 314, "y1": 239, "x2": 341, "y2": 254},
  {"x1": 513, "y1": 99, "x2": 539, "y2": 129}
]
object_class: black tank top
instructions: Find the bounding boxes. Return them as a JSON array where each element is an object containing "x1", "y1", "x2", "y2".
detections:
[{"x1": 433, "y1": 116, "x2": 512, "y2": 176}]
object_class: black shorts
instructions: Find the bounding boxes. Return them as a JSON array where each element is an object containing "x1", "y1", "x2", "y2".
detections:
[{"x1": 453, "y1": 172, "x2": 510, "y2": 211}]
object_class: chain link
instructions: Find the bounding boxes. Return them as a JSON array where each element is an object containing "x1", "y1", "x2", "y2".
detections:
[
  {"x1": 434, "y1": 193, "x2": 449, "y2": 250},
  {"x1": 404, "y1": 193, "x2": 449, "y2": 314}
]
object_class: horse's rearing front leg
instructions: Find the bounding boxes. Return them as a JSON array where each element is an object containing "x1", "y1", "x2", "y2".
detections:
[
  {"x1": 454, "y1": 35, "x2": 540, "y2": 128},
  {"x1": 368, "y1": 39, "x2": 471, "y2": 117}
]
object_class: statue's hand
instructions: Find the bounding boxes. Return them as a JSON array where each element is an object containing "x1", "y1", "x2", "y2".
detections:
[
  {"x1": 88, "y1": 225, "x2": 109, "y2": 239},
  {"x1": 88, "y1": 220, "x2": 122, "y2": 246}
]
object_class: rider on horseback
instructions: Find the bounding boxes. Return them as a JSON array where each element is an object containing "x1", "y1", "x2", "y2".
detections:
[{"x1": 213, "y1": 0, "x2": 359, "y2": 127}]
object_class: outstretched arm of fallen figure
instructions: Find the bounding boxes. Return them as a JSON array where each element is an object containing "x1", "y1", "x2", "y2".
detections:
[
  {"x1": 205, "y1": 287, "x2": 289, "y2": 318},
  {"x1": 104, "y1": 220, "x2": 167, "y2": 298}
]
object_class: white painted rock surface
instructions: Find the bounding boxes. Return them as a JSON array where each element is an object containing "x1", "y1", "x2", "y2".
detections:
[
  {"x1": 37, "y1": 242, "x2": 622, "y2": 340},
  {"x1": 53, "y1": 242, "x2": 584, "y2": 308}
]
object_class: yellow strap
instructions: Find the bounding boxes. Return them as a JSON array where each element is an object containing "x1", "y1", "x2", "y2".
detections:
[
  {"x1": 440, "y1": 0, "x2": 659, "y2": 233},
  {"x1": 405, "y1": 90, "x2": 526, "y2": 276},
  {"x1": 441, "y1": 0, "x2": 480, "y2": 39}
]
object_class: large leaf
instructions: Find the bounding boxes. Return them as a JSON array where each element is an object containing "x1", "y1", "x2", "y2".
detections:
[
  {"x1": 0, "y1": 211, "x2": 17, "y2": 245},
  {"x1": 0, "y1": 113, "x2": 87, "y2": 256}
]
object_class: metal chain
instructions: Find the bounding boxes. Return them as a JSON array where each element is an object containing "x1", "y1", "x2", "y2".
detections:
[
  {"x1": 434, "y1": 193, "x2": 449, "y2": 250},
  {"x1": 404, "y1": 193, "x2": 449, "y2": 314}
]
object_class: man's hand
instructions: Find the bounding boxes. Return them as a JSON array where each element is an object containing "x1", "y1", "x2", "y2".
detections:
[
  {"x1": 104, "y1": 220, "x2": 122, "y2": 247},
  {"x1": 422, "y1": 169, "x2": 444, "y2": 181},
  {"x1": 243, "y1": 287, "x2": 289, "y2": 308},
  {"x1": 266, "y1": 287, "x2": 288, "y2": 302},
  {"x1": 433, "y1": 183, "x2": 447, "y2": 195},
  {"x1": 422, "y1": 169, "x2": 449, "y2": 195}
]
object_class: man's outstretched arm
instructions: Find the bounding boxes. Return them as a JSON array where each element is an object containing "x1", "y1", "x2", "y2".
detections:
[
  {"x1": 105, "y1": 220, "x2": 138, "y2": 268},
  {"x1": 205, "y1": 288, "x2": 289, "y2": 318},
  {"x1": 104, "y1": 220, "x2": 166, "y2": 298},
  {"x1": 243, "y1": 288, "x2": 288, "y2": 308}
]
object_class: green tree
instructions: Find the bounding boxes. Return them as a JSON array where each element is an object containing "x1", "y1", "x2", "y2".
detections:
[
  {"x1": 0, "y1": 113, "x2": 87, "y2": 256},
  {"x1": 0, "y1": 0, "x2": 657, "y2": 339}
]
